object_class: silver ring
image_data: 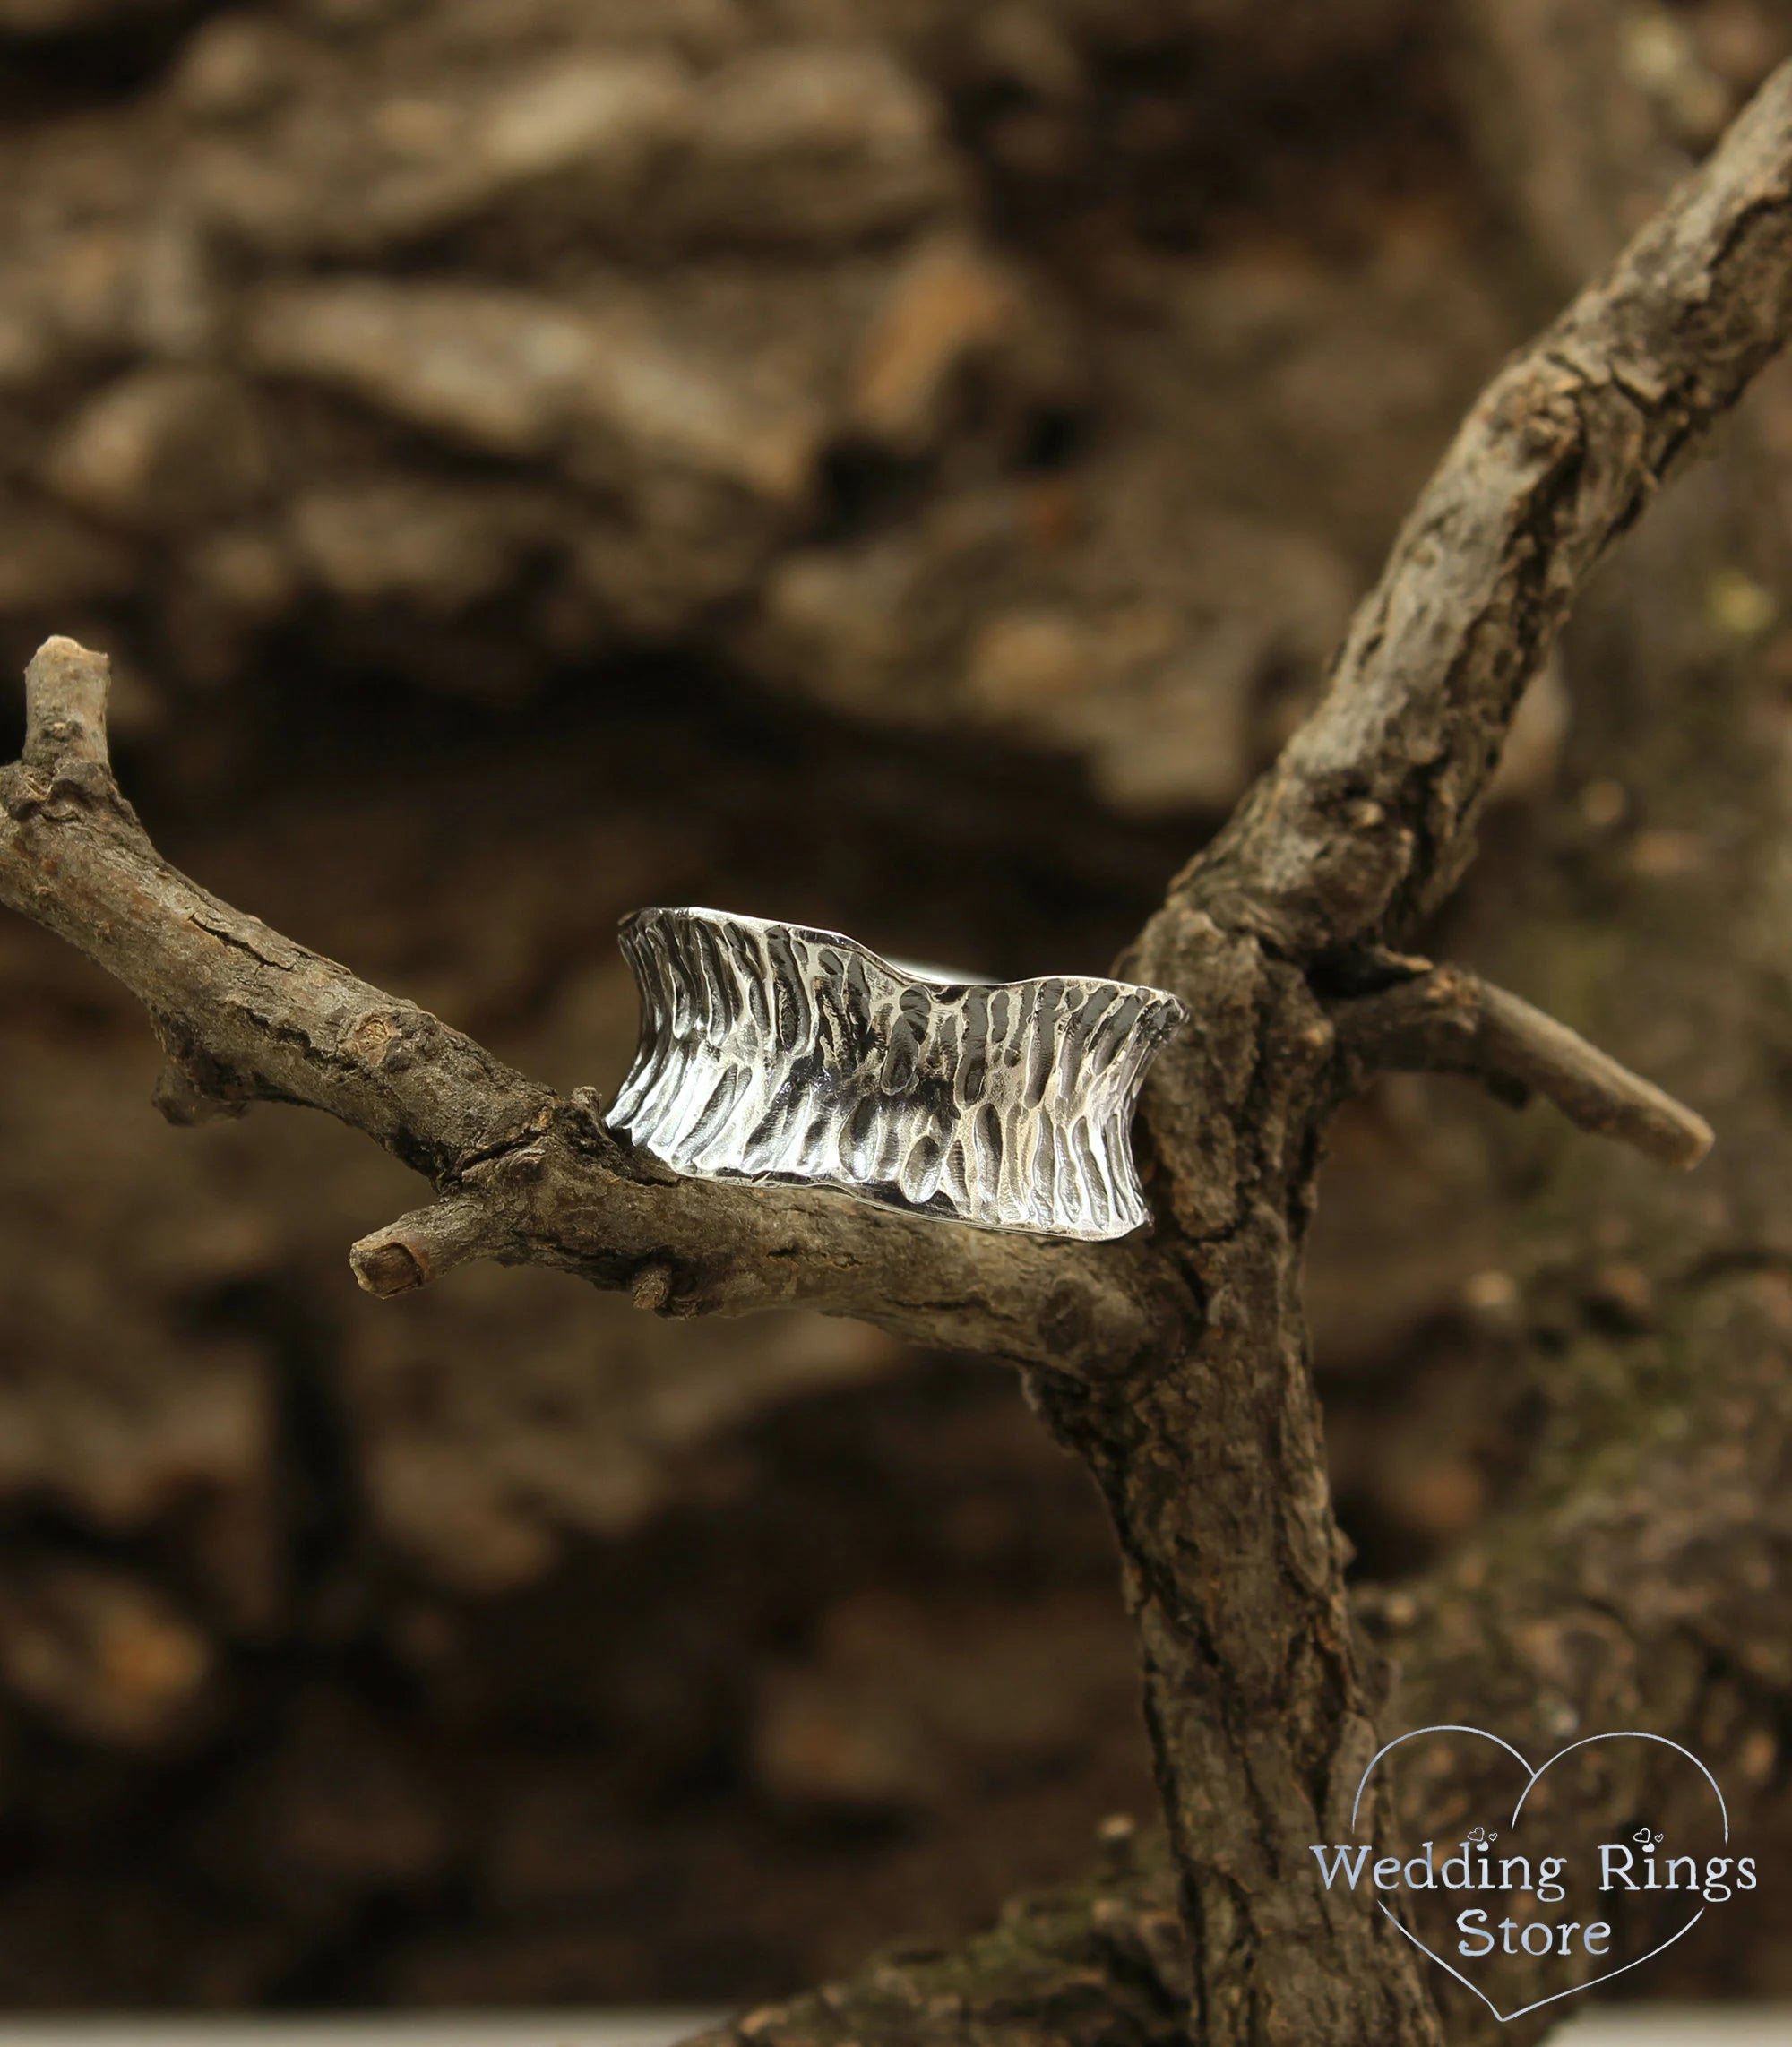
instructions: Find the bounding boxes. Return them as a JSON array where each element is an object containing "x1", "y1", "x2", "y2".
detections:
[{"x1": 607, "y1": 907, "x2": 1187, "y2": 1242}]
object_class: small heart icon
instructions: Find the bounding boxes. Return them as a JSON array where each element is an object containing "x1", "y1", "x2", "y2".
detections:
[{"x1": 1348, "y1": 1725, "x2": 1731, "y2": 2024}]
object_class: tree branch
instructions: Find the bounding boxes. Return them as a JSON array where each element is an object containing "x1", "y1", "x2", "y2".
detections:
[
  {"x1": 692, "y1": 1248, "x2": 1792, "y2": 2047},
  {"x1": 7, "y1": 53, "x2": 1792, "y2": 2047},
  {"x1": 349, "y1": 1192, "x2": 518, "y2": 1298},
  {"x1": 1331, "y1": 958, "x2": 1714, "y2": 1169},
  {"x1": 0, "y1": 639, "x2": 1178, "y2": 1379},
  {"x1": 21, "y1": 634, "x2": 116, "y2": 782},
  {"x1": 1165, "y1": 56, "x2": 1792, "y2": 964},
  {"x1": 1084, "y1": 61, "x2": 1792, "y2": 2045}
]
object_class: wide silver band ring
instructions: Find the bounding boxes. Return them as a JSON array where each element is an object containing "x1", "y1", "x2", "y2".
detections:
[{"x1": 606, "y1": 907, "x2": 1187, "y2": 1242}]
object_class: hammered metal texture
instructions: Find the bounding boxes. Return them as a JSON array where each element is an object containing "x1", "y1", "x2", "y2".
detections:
[{"x1": 607, "y1": 907, "x2": 1188, "y2": 1241}]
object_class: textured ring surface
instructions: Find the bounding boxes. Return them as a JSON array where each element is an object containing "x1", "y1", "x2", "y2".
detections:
[{"x1": 607, "y1": 907, "x2": 1188, "y2": 1241}]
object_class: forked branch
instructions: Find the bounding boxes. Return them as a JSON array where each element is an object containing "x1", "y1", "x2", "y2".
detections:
[
  {"x1": 5, "y1": 52, "x2": 1792, "y2": 2047},
  {"x1": 0, "y1": 637, "x2": 1176, "y2": 1378}
]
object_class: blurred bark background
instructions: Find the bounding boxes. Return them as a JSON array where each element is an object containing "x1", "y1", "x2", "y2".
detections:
[{"x1": 2, "y1": 0, "x2": 1791, "y2": 2018}]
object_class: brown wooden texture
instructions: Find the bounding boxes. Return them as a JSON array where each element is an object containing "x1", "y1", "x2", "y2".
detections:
[{"x1": 9, "y1": 53, "x2": 1792, "y2": 2043}]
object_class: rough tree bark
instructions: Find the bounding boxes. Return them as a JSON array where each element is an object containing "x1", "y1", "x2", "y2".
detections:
[
  {"x1": 6, "y1": 49, "x2": 1792, "y2": 2047},
  {"x1": 696, "y1": 395, "x2": 1792, "y2": 2047}
]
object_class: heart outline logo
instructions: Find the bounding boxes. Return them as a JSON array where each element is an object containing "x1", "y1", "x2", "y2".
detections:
[{"x1": 1350, "y1": 1724, "x2": 1730, "y2": 2024}]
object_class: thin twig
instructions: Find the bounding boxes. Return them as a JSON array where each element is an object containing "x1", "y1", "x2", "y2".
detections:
[
  {"x1": 1334, "y1": 962, "x2": 1714, "y2": 1168},
  {"x1": 350, "y1": 1192, "x2": 520, "y2": 1297}
]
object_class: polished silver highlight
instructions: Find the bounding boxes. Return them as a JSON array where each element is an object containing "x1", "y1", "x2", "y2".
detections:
[{"x1": 607, "y1": 907, "x2": 1188, "y2": 1241}]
